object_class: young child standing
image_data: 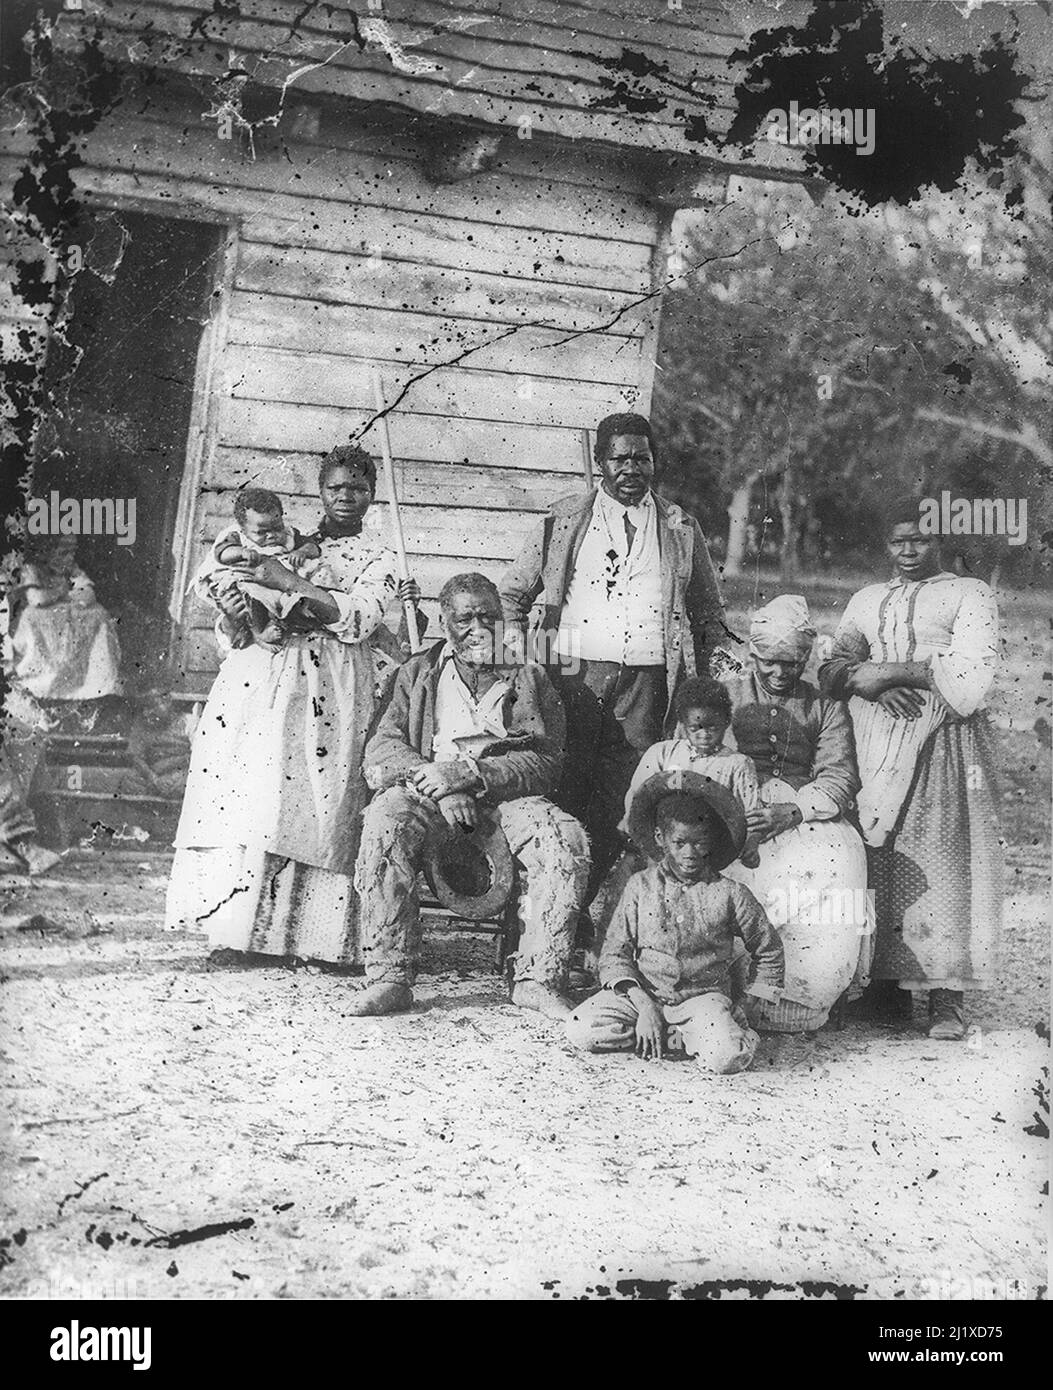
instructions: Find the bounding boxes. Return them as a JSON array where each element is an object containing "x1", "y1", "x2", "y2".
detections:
[
  {"x1": 197, "y1": 488, "x2": 321, "y2": 649},
  {"x1": 623, "y1": 676, "x2": 761, "y2": 866},
  {"x1": 567, "y1": 772, "x2": 784, "y2": 1074}
]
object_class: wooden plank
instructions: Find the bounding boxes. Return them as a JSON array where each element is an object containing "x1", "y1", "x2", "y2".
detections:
[
  {"x1": 225, "y1": 292, "x2": 646, "y2": 386},
  {"x1": 380, "y1": 0, "x2": 744, "y2": 53},
  {"x1": 46, "y1": 68, "x2": 664, "y2": 200},
  {"x1": 218, "y1": 397, "x2": 590, "y2": 472},
  {"x1": 233, "y1": 245, "x2": 651, "y2": 346},
  {"x1": 634, "y1": 203, "x2": 674, "y2": 418},
  {"x1": 76, "y1": 107, "x2": 659, "y2": 249},
  {"x1": 224, "y1": 0, "x2": 745, "y2": 57},
  {"x1": 556, "y1": 0, "x2": 740, "y2": 42},
  {"x1": 114, "y1": 94, "x2": 666, "y2": 223},
  {"x1": 171, "y1": 222, "x2": 238, "y2": 618},
  {"x1": 234, "y1": 204, "x2": 650, "y2": 292},
  {"x1": 205, "y1": 448, "x2": 580, "y2": 503},
  {"x1": 51, "y1": 164, "x2": 651, "y2": 294},
  {"x1": 0, "y1": 156, "x2": 653, "y2": 296},
  {"x1": 81, "y1": 3, "x2": 740, "y2": 119},
  {"x1": 71, "y1": 10, "x2": 740, "y2": 151},
  {"x1": 222, "y1": 0, "x2": 743, "y2": 88},
  {"x1": 223, "y1": 344, "x2": 645, "y2": 429}
]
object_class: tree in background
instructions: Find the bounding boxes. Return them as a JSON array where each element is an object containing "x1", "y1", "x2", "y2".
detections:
[
  {"x1": 652, "y1": 0, "x2": 1051, "y2": 587},
  {"x1": 653, "y1": 166, "x2": 1050, "y2": 586}
]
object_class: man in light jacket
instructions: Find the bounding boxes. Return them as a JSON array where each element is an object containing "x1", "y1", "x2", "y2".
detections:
[{"x1": 499, "y1": 413, "x2": 726, "y2": 898}]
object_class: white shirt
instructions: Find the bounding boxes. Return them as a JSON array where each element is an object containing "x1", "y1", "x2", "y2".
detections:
[
  {"x1": 432, "y1": 648, "x2": 511, "y2": 763},
  {"x1": 556, "y1": 488, "x2": 664, "y2": 665},
  {"x1": 835, "y1": 572, "x2": 998, "y2": 716}
]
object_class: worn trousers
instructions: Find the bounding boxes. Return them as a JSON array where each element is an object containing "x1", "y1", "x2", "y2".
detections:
[
  {"x1": 355, "y1": 786, "x2": 589, "y2": 989},
  {"x1": 555, "y1": 661, "x2": 667, "y2": 899},
  {"x1": 566, "y1": 989, "x2": 758, "y2": 1074}
]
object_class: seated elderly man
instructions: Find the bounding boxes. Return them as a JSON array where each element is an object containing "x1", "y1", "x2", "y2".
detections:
[{"x1": 350, "y1": 572, "x2": 589, "y2": 1020}]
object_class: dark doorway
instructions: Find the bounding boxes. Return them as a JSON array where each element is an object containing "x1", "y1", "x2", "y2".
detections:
[{"x1": 35, "y1": 207, "x2": 223, "y2": 690}]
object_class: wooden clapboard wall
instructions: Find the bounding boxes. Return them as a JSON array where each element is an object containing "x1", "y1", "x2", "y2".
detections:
[
  {"x1": 6, "y1": 0, "x2": 781, "y2": 689},
  {"x1": 0, "y1": 69, "x2": 675, "y2": 688},
  {"x1": 190, "y1": 100, "x2": 662, "y2": 684},
  {"x1": 71, "y1": 0, "x2": 750, "y2": 156}
]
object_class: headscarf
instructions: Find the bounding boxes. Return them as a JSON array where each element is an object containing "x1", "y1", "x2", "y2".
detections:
[{"x1": 749, "y1": 594, "x2": 817, "y2": 662}]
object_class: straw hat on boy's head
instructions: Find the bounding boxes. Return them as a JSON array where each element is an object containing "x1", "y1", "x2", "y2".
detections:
[{"x1": 626, "y1": 769, "x2": 747, "y2": 871}]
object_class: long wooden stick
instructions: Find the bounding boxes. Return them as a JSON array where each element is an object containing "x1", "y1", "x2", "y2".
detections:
[
  {"x1": 579, "y1": 427, "x2": 594, "y2": 490},
  {"x1": 370, "y1": 365, "x2": 422, "y2": 653}
]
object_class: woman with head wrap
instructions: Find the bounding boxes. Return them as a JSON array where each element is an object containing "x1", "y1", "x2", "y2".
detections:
[
  {"x1": 166, "y1": 444, "x2": 421, "y2": 967},
  {"x1": 819, "y1": 497, "x2": 1002, "y2": 1041},
  {"x1": 722, "y1": 594, "x2": 873, "y2": 1033}
]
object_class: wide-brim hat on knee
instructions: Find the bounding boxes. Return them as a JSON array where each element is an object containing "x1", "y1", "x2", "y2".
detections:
[
  {"x1": 423, "y1": 806, "x2": 515, "y2": 921},
  {"x1": 625, "y1": 769, "x2": 747, "y2": 871}
]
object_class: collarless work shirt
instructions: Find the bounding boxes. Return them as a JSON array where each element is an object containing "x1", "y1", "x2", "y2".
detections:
[{"x1": 599, "y1": 863, "x2": 784, "y2": 1006}]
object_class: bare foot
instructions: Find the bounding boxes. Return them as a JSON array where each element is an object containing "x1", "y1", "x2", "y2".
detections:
[
  {"x1": 346, "y1": 982, "x2": 414, "y2": 1016},
  {"x1": 512, "y1": 981, "x2": 573, "y2": 1020}
]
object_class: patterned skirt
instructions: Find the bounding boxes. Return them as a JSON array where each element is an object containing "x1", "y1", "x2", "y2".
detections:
[
  {"x1": 869, "y1": 712, "x2": 1003, "y2": 990},
  {"x1": 165, "y1": 845, "x2": 361, "y2": 966}
]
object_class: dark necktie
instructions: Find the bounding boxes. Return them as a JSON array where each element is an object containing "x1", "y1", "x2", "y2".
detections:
[{"x1": 623, "y1": 511, "x2": 637, "y2": 554}]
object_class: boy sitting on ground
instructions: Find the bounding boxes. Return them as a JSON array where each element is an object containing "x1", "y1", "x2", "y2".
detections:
[
  {"x1": 585, "y1": 678, "x2": 761, "y2": 969},
  {"x1": 566, "y1": 772, "x2": 784, "y2": 1074}
]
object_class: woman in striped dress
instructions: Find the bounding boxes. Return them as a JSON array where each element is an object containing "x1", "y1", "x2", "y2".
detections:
[
  {"x1": 819, "y1": 498, "x2": 1002, "y2": 1039},
  {"x1": 165, "y1": 445, "x2": 418, "y2": 968}
]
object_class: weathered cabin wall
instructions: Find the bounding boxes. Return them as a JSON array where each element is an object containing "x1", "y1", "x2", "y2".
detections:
[
  {"x1": 2, "y1": 75, "x2": 681, "y2": 687},
  {"x1": 77, "y1": 0, "x2": 746, "y2": 155}
]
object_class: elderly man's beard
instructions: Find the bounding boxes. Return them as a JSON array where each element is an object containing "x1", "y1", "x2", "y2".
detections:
[{"x1": 454, "y1": 630, "x2": 499, "y2": 666}]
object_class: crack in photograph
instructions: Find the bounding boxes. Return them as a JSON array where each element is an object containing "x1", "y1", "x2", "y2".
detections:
[{"x1": 0, "y1": 0, "x2": 1048, "y2": 1323}]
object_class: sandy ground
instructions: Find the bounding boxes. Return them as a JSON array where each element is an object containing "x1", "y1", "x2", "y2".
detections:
[
  {"x1": 0, "y1": 851, "x2": 1047, "y2": 1301},
  {"x1": 2, "y1": 585, "x2": 1048, "y2": 1298}
]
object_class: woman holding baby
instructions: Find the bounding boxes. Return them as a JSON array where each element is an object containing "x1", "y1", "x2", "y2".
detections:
[{"x1": 165, "y1": 444, "x2": 420, "y2": 968}]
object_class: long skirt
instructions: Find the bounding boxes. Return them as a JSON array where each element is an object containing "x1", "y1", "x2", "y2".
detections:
[
  {"x1": 868, "y1": 713, "x2": 1003, "y2": 991},
  {"x1": 13, "y1": 601, "x2": 123, "y2": 700},
  {"x1": 164, "y1": 632, "x2": 374, "y2": 965},
  {"x1": 723, "y1": 778, "x2": 874, "y2": 1032},
  {"x1": 166, "y1": 845, "x2": 361, "y2": 965}
]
